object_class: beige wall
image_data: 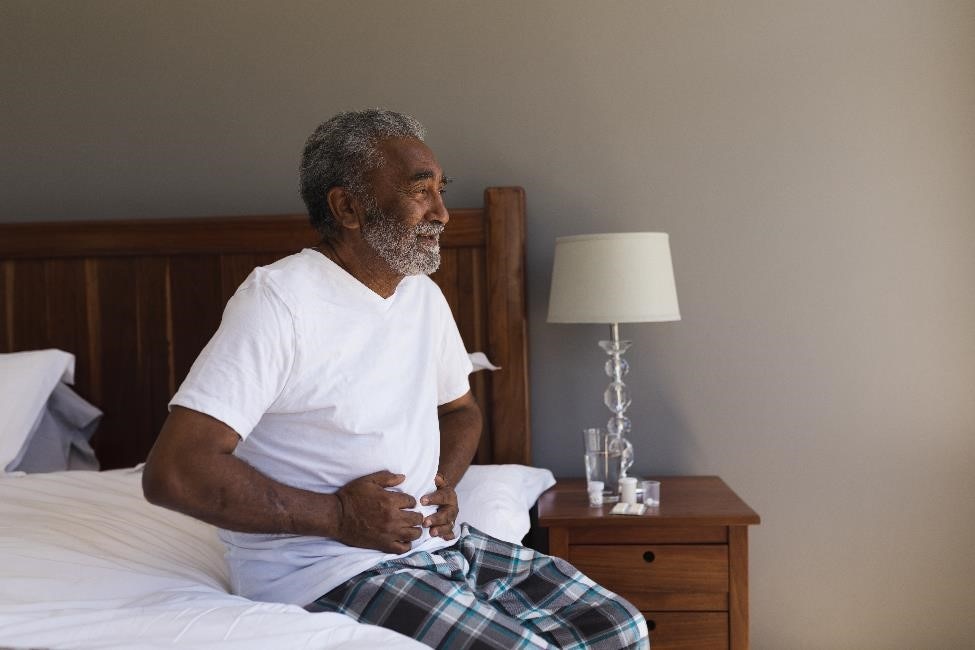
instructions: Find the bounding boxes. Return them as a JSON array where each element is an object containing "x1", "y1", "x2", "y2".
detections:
[{"x1": 3, "y1": 1, "x2": 974, "y2": 647}]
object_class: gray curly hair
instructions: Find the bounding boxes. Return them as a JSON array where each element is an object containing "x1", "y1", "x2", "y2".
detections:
[{"x1": 299, "y1": 109, "x2": 426, "y2": 238}]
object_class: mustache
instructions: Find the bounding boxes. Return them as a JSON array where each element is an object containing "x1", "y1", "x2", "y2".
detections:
[{"x1": 414, "y1": 222, "x2": 445, "y2": 236}]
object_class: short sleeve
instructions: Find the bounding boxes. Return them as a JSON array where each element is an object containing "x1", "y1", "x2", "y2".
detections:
[
  {"x1": 169, "y1": 275, "x2": 296, "y2": 439},
  {"x1": 436, "y1": 294, "x2": 473, "y2": 405}
]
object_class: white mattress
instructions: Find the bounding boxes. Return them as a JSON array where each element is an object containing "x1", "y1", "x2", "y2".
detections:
[{"x1": 0, "y1": 468, "x2": 425, "y2": 649}]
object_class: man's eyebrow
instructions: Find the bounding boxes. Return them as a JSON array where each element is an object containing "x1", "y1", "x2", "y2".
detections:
[{"x1": 408, "y1": 171, "x2": 453, "y2": 184}]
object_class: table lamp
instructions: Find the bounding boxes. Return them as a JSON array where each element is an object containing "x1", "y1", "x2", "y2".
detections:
[{"x1": 547, "y1": 233, "x2": 680, "y2": 479}]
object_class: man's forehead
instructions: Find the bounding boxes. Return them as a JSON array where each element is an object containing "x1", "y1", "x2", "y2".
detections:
[{"x1": 375, "y1": 137, "x2": 444, "y2": 180}]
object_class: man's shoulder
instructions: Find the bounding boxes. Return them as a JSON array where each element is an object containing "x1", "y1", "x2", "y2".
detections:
[
  {"x1": 241, "y1": 250, "x2": 323, "y2": 298},
  {"x1": 258, "y1": 249, "x2": 319, "y2": 278},
  {"x1": 218, "y1": 251, "x2": 325, "y2": 324}
]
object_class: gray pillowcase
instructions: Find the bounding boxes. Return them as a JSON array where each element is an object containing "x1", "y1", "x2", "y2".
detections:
[{"x1": 11, "y1": 383, "x2": 101, "y2": 473}]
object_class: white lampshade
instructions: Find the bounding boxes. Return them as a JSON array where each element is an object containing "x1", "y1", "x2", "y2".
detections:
[{"x1": 547, "y1": 233, "x2": 680, "y2": 324}]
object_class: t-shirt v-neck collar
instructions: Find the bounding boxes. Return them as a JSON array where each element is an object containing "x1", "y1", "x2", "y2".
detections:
[{"x1": 303, "y1": 248, "x2": 402, "y2": 312}]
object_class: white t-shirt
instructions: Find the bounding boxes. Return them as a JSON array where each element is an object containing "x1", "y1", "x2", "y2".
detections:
[{"x1": 170, "y1": 249, "x2": 473, "y2": 606}]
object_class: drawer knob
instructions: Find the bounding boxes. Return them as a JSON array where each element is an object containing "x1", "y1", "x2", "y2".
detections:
[
  {"x1": 646, "y1": 619, "x2": 656, "y2": 631},
  {"x1": 642, "y1": 551, "x2": 656, "y2": 563}
]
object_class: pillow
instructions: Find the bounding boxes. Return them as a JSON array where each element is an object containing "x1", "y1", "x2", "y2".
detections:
[
  {"x1": 11, "y1": 382, "x2": 101, "y2": 473},
  {"x1": 453, "y1": 464, "x2": 556, "y2": 543},
  {"x1": 467, "y1": 352, "x2": 501, "y2": 373},
  {"x1": 0, "y1": 349, "x2": 75, "y2": 472}
]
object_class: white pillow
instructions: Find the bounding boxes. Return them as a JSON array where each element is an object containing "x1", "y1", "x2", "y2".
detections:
[
  {"x1": 467, "y1": 352, "x2": 501, "y2": 372},
  {"x1": 453, "y1": 464, "x2": 556, "y2": 544},
  {"x1": 0, "y1": 349, "x2": 75, "y2": 472}
]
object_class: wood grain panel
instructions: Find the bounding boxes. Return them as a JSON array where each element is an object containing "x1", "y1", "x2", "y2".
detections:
[
  {"x1": 454, "y1": 248, "x2": 484, "y2": 351},
  {"x1": 484, "y1": 188, "x2": 530, "y2": 464},
  {"x1": 548, "y1": 527, "x2": 570, "y2": 559},
  {"x1": 729, "y1": 526, "x2": 749, "y2": 650},
  {"x1": 570, "y1": 526, "x2": 728, "y2": 545},
  {"x1": 92, "y1": 258, "x2": 141, "y2": 469},
  {"x1": 10, "y1": 260, "x2": 48, "y2": 352},
  {"x1": 442, "y1": 210, "x2": 485, "y2": 247},
  {"x1": 643, "y1": 612, "x2": 729, "y2": 650},
  {"x1": 136, "y1": 257, "x2": 173, "y2": 449},
  {"x1": 169, "y1": 255, "x2": 224, "y2": 388},
  {"x1": 455, "y1": 246, "x2": 492, "y2": 463},
  {"x1": 432, "y1": 248, "x2": 460, "y2": 321},
  {"x1": 630, "y1": 591, "x2": 728, "y2": 612},
  {"x1": 43, "y1": 259, "x2": 92, "y2": 398},
  {"x1": 0, "y1": 215, "x2": 319, "y2": 258},
  {"x1": 83, "y1": 260, "x2": 102, "y2": 405},
  {"x1": 568, "y1": 544, "x2": 729, "y2": 593},
  {"x1": 0, "y1": 262, "x2": 10, "y2": 352}
]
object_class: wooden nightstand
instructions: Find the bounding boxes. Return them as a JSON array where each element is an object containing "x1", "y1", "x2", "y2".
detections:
[{"x1": 537, "y1": 476, "x2": 760, "y2": 650}]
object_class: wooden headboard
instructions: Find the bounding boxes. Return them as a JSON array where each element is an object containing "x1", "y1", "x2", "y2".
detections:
[{"x1": 0, "y1": 187, "x2": 530, "y2": 469}]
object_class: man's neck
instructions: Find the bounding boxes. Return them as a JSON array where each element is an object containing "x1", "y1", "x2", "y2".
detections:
[{"x1": 318, "y1": 237, "x2": 404, "y2": 299}]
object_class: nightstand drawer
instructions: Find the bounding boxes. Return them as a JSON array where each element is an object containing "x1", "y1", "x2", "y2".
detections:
[
  {"x1": 644, "y1": 612, "x2": 729, "y2": 650},
  {"x1": 570, "y1": 525, "x2": 728, "y2": 545},
  {"x1": 569, "y1": 544, "x2": 729, "y2": 610}
]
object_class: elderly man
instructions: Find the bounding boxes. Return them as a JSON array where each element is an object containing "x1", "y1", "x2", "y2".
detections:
[{"x1": 143, "y1": 109, "x2": 648, "y2": 649}]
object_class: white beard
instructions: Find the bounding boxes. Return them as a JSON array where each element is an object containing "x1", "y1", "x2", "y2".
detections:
[{"x1": 361, "y1": 205, "x2": 444, "y2": 276}]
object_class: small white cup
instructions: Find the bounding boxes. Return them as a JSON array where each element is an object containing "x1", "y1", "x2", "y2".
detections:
[
  {"x1": 641, "y1": 480, "x2": 660, "y2": 506},
  {"x1": 619, "y1": 477, "x2": 638, "y2": 504}
]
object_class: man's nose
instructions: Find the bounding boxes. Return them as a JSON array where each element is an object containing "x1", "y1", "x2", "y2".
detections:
[{"x1": 428, "y1": 191, "x2": 449, "y2": 225}]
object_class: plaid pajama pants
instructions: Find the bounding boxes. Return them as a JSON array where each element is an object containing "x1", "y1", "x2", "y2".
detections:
[{"x1": 307, "y1": 524, "x2": 649, "y2": 649}]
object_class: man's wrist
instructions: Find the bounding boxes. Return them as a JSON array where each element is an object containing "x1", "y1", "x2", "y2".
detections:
[{"x1": 309, "y1": 491, "x2": 344, "y2": 538}]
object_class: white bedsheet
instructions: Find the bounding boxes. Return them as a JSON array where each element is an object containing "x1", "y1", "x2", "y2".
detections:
[{"x1": 0, "y1": 468, "x2": 425, "y2": 649}]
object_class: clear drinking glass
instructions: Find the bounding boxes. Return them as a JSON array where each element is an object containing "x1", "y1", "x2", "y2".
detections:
[{"x1": 581, "y1": 427, "x2": 622, "y2": 502}]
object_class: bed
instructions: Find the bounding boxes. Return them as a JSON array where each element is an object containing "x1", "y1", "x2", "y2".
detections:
[{"x1": 0, "y1": 187, "x2": 551, "y2": 649}]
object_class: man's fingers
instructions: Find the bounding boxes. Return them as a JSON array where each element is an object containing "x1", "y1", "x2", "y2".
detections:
[
  {"x1": 384, "y1": 540, "x2": 412, "y2": 554},
  {"x1": 379, "y1": 525, "x2": 423, "y2": 554},
  {"x1": 429, "y1": 521, "x2": 458, "y2": 539},
  {"x1": 420, "y1": 486, "x2": 456, "y2": 507},
  {"x1": 363, "y1": 470, "x2": 406, "y2": 487},
  {"x1": 433, "y1": 525, "x2": 457, "y2": 540},
  {"x1": 388, "y1": 491, "x2": 418, "y2": 510},
  {"x1": 422, "y1": 506, "x2": 458, "y2": 529},
  {"x1": 396, "y1": 509, "x2": 424, "y2": 527},
  {"x1": 400, "y1": 525, "x2": 423, "y2": 542}
]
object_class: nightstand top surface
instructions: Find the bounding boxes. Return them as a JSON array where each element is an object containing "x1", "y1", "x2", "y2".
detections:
[{"x1": 537, "y1": 476, "x2": 760, "y2": 527}]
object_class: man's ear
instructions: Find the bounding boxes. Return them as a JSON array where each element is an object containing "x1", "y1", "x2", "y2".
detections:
[{"x1": 326, "y1": 186, "x2": 364, "y2": 231}]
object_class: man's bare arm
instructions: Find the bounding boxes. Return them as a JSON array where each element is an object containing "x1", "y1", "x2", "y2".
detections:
[
  {"x1": 435, "y1": 391, "x2": 482, "y2": 486},
  {"x1": 420, "y1": 391, "x2": 482, "y2": 538},
  {"x1": 142, "y1": 406, "x2": 423, "y2": 553}
]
